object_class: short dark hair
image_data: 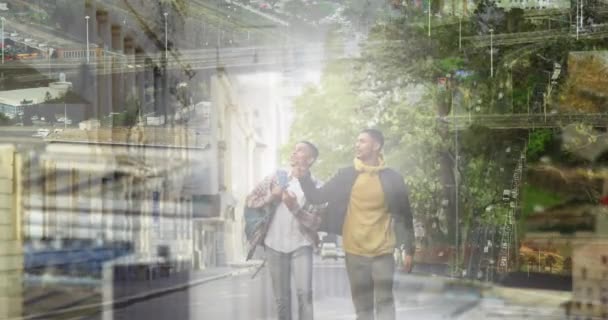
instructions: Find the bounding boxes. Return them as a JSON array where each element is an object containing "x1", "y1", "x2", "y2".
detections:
[
  {"x1": 299, "y1": 140, "x2": 319, "y2": 160},
  {"x1": 360, "y1": 129, "x2": 384, "y2": 148}
]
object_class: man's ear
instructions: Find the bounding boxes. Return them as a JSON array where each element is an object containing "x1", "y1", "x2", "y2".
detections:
[
  {"x1": 373, "y1": 142, "x2": 381, "y2": 152},
  {"x1": 307, "y1": 157, "x2": 315, "y2": 166}
]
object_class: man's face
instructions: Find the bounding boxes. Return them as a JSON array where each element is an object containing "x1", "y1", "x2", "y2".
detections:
[
  {"x1": 290, "y1": 143, "x2": 314, "y2": 168},
  {"x1": 355, "y1": 132, "x2": 379, "y2": 160}
]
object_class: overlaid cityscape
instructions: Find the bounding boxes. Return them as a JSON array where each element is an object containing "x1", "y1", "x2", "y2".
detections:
[{"x1": 0, "y1": 0, "x2": 607, "y2": 319}]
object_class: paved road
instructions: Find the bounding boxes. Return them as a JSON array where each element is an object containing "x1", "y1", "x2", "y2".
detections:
[
  {"x1": 102, "y1": 258, "x2": 479, "y2": 320},
  {"x1": 0, "y1": 127, "x2": 47, "y2": 149}
]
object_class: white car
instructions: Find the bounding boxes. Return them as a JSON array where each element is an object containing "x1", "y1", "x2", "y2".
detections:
[
  {"x1": 32, "y1": 128, "x2": 50, "y2": 137},
  {"x1": 320, "y1": 243, "x2": 338, "y2": 260}
]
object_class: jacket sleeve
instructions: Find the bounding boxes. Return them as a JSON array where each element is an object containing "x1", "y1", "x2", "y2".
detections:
[
  {"x1": 245, "y1": 174, "x2": 276, "y2": 208},
  {"x1": 393, "y1": 175, "x2": 416, "y2": 256},
  {"x1": 298, "y1": 169, "x2": 344, "y2": 205},
  {"x1": 289, "y1": 203, "x2": 325, "y2": 231}
]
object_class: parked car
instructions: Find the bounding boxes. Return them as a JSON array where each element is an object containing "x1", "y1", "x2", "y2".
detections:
[
  {"x1": 336, "y1": 246, "x2": 345, "y2": 258},
  {"x1": 320, "y1": 242, "x2": 338, "y2": 260}
]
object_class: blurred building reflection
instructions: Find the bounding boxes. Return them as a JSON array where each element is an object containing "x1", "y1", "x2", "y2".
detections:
[{"x1": 0, "y1": 145, "x2": 23, "y2": 319}]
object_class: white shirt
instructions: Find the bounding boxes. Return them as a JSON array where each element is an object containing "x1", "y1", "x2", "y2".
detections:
[{"x1": 264, "y1": 176, "x2": 312, "y2": 253}]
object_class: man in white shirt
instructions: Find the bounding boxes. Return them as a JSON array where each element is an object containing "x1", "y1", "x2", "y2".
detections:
[{"x1": 246, "y1": 141, "x2": 324, "y2": 320}]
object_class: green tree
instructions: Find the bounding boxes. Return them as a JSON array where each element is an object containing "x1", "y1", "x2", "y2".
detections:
[
  {"x1": 545, "y1": 254, "x2": 557, "y2": 273},
  {"x1": 0, "y1": 112, "x2": 11, "y2": 126},
  {"x1": 117, "y1": 95, "x2": 140, "y2": 127},
  {"x1": 563, "y1": 256, "x2": 572, "y2": 273},
  {"x1": 527, "y1": 129, "x2": 554, "y2": 162},
  {"x1": 285, "y1": 60, "x2": 364, "y2": 179}
]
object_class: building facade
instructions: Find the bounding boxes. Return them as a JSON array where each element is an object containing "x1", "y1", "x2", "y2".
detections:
[{"x1": 0, "y1": 144, "x2": 23, "y2": 319}]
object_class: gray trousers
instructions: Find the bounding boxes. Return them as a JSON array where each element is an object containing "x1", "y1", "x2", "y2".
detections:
[
  {"x1": 266, "y1": 246, "x2": 314, "y2": 320},
  {"x1": 345, "y1": 253, "x2": 396, "y2": 320}
]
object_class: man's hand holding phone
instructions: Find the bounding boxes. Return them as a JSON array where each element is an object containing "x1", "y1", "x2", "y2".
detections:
[{"x1": 271, "y1": 170, "x2": 289, "y2": 201}]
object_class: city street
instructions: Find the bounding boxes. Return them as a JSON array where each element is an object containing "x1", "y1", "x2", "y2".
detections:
[{"x1": 105, "y1": 257, "x2": 481, "y2": 320}]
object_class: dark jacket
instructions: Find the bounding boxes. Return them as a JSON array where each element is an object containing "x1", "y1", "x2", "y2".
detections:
[{"x1": 299, "y1": 166, "x2": 416, "y2": 255}]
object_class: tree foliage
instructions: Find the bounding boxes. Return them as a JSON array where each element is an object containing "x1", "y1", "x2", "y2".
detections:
[
  {"x1": 527, "y1": 129, "x2": 554, "y2": 162},
  {"x1": 288, "y1": 2, "x2": 608, "y2": 251},
  {"x1": 0, "y1": 113, "x2": 11, "y2": 126}
]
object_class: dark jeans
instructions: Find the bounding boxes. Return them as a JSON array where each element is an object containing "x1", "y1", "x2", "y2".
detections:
[
  {"x1": 345, "y1": 253, "x2": 395, "y2": 320},
  {"x1": 266, "y1": 246, "x2": 314, "y2": 320}
]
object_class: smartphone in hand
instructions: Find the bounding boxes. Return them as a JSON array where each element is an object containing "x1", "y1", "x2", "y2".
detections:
[{"x1": 277, "y1": 170, "x2": 289, "y2": 189}]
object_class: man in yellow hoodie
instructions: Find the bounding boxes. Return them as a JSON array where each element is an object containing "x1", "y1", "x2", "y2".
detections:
[{"x1": 296, "y1": 129, "x2": 415, "y2": 320}]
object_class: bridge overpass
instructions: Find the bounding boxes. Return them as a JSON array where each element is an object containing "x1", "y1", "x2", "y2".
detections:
[
  {"x1": 462, "y1": 25, "x2": 608, "y2": 48},
  {"x1": 0, "y1": 43, "x2": 334, "y2": 84},
  {"x1": 443, "y1": 112, "x2": 608, "y2": 130}
]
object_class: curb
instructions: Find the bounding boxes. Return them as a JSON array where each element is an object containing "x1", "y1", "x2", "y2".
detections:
[{"x1": 16, "y1": 266, "x2": 256, "y2": 320}]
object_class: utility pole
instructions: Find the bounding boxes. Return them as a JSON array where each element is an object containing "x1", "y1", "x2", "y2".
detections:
[
  {"x1": 510, "y1": 66, "x2": 513, "y2": 113},
  {"x1": 428, "y1": 0, "x2": 432, "y2": 37},
  {"x1": 163, "y1": 12, "x2": 168, "y2": 62},
  {"x1": 490, "y1": 28, "x2": 494, "y2": 78},
  {"x1": 1, "y1": 17, "x2": 5, "y2": 65},
  {"x1": 580, "y1": 0, "x2": 584, "y2": 31},
  {"x1": 576, "y1": 0, "x2": 580, "y2": 40},
  {"x1": 543, "y1": 92, "x2": 547, "y2": 122},
  {"x1": 450, "y1": 73, "x2": 460, "y2": 278},
  {"x1": 85, "y1": 16, "x2": 90, "y2": 63},
  {"x1": 459, "y1": 15, "x2": 462, "y2": 51},
  {"x1": 527, "y1": 88, "x2": 530, "y2": 115}
]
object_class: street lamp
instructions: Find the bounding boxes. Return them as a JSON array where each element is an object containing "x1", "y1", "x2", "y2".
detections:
[
  {"x1": 1, "y1": 17, "x2": 5, "y2": 65},
  {"x1": 163, "y1": 12, "x2": 168, "y2": 62},
  {"x1": 85, "y1": 15, "x2": 90, "y2": 63},
  {"x1": 489, "y1": 28, "x2": 494, "y2": 78}
]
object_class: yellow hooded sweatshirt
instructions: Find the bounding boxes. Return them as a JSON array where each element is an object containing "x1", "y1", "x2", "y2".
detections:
[{"x1": 342, "y1": 157, "x2": 396, "y2": 257}]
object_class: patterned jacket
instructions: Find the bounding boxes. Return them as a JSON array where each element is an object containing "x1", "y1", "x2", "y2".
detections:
[{"x1": 245, "y1": 171, "x2": 325, "y2": 252}]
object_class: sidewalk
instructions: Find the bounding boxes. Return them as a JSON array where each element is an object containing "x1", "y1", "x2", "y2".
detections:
[
  {"x1": 454, "y1": 286, "x2": 570, "y2": 320},
  {"x1": 17, "y1": 263, "x2": 259, "y2": 320},
  {"x1": 485, "y1": 285, "x2": 571, "y2": 308}
]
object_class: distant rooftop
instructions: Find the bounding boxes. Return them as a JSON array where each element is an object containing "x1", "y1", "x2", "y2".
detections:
[
  {"x1": 45, "y1": 127, "x2": 212, "y2": 148},
  {"x1": 0, "y1": 84, "x2": 70, "y2": 107}
]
